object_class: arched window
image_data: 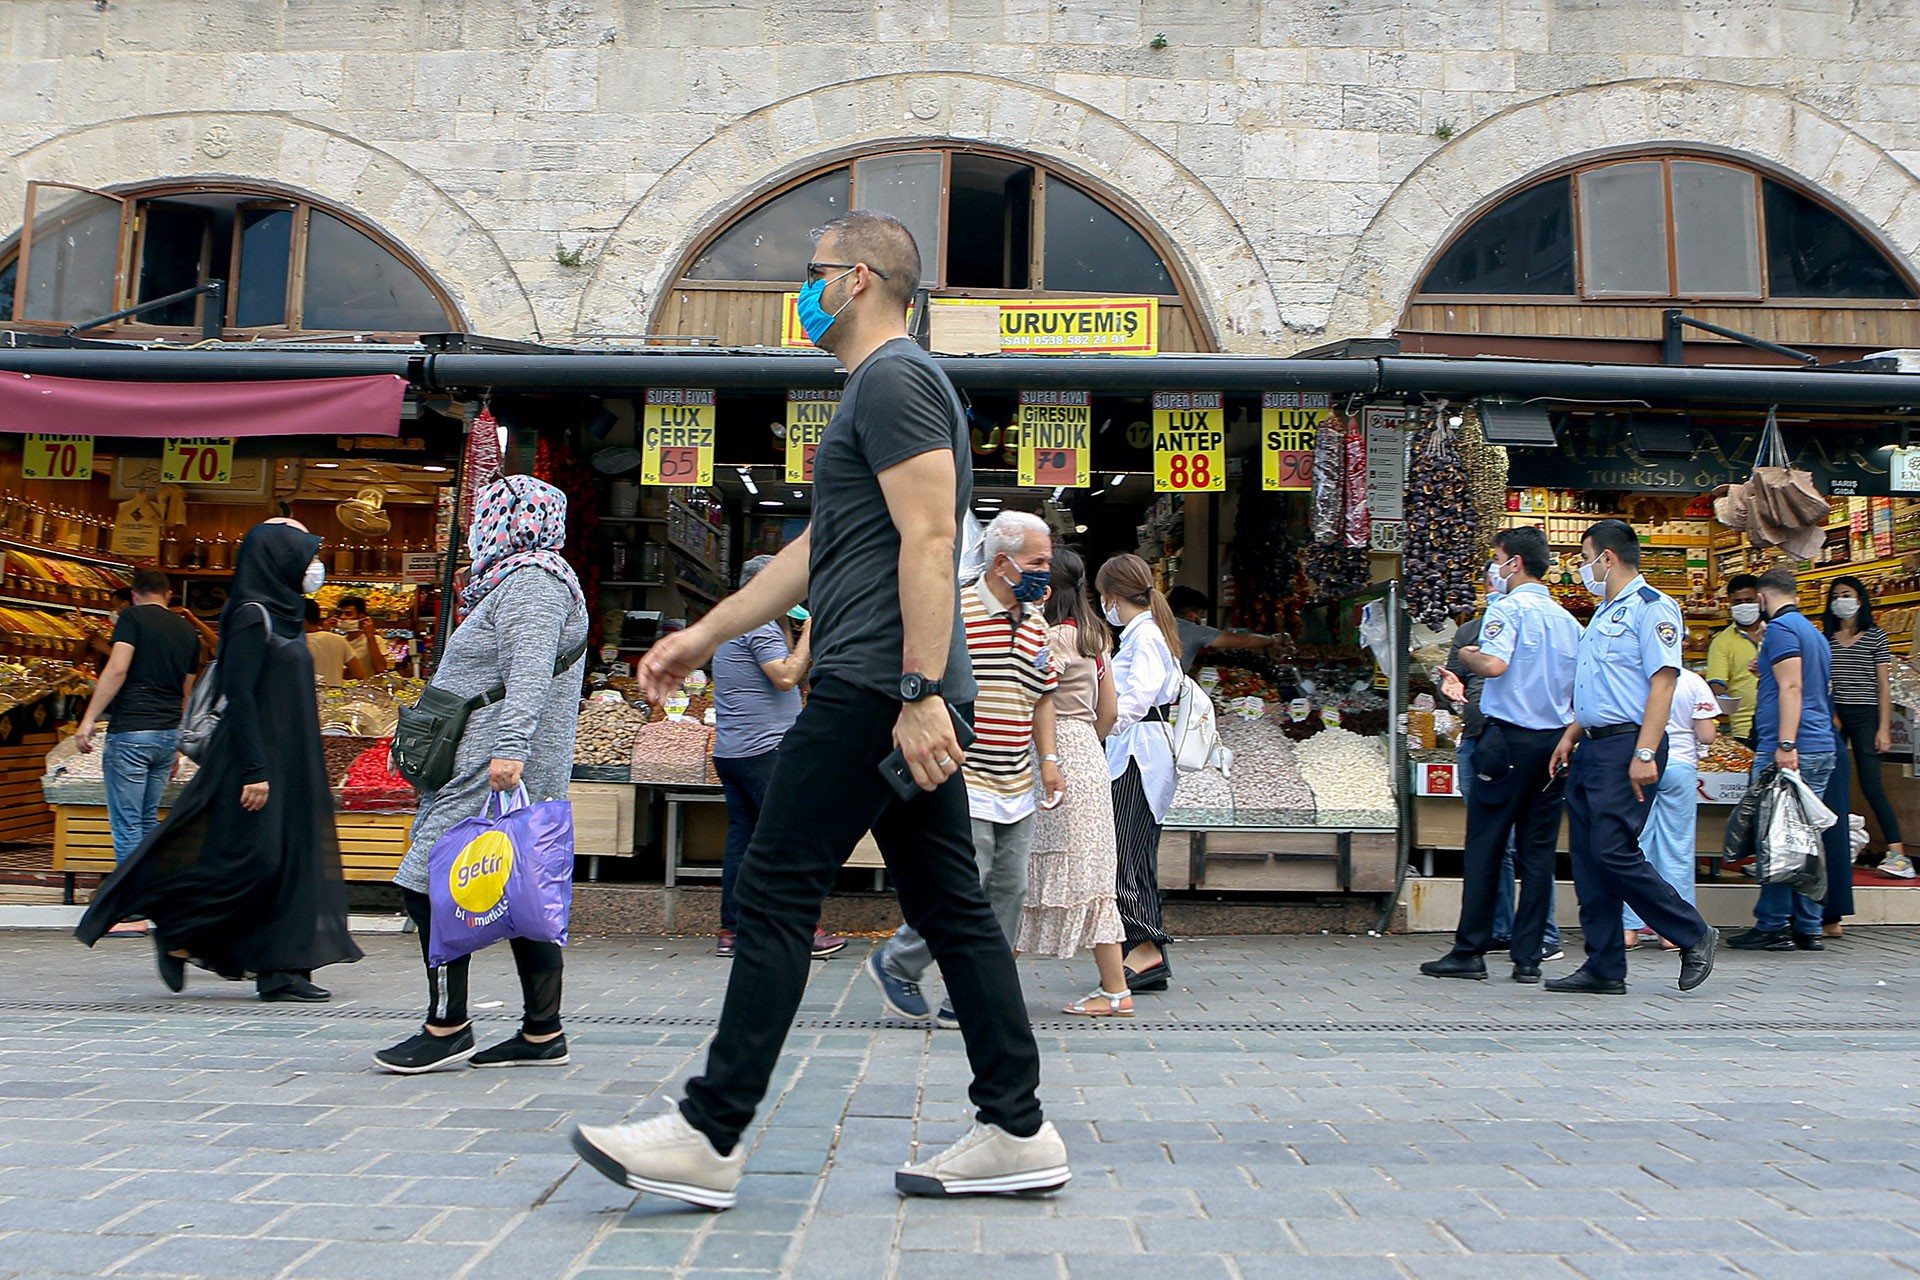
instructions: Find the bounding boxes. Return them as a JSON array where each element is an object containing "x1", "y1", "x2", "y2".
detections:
[
  {"x1": 0, "y1": 180, "x2": 459, "y2": 337},
  {"x1": 1417, "y1": 156, "x2": 1917, "y2": 302},
  {"x1": 682, "y1": 148, "x2": 1181, "y2": 296}
]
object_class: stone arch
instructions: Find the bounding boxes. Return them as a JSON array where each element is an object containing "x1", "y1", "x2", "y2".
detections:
[
  {"x1": 1329, "y1": 79, "x2": 1920, "y2": 339},
  {"x1": 577, "y1": 73, "x2": 1283, "y2": 352},
  {"x1": 0, "y1": 113, "x2": 538, "y2": 337}
]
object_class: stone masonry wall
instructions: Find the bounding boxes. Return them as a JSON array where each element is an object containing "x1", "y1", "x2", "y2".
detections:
[{"x1": 2, "y1": 1, "x2": 1918, "y2": 350}]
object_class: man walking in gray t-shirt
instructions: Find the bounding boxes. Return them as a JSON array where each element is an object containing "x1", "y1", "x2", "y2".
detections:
[{"x1": 573, "y1": 211, "x2": 1067, "y2": 1210}]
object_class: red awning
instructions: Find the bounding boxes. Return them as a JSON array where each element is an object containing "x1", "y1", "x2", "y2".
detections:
[{"x1": 0, "y1": 372, "x2": 407, "y2": 438}]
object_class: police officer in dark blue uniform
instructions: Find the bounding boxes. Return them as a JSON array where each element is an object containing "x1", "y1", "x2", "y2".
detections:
[{"x1": 1547, "y1": 519, "x2": 1719, "y2": 994}]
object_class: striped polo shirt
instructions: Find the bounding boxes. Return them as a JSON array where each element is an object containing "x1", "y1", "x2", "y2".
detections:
[{"x1": 960, "y1": 575, "x2": 1057, "y2": 823}]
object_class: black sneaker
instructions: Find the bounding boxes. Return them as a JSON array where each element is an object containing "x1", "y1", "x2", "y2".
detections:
[
  {"x1": 472, "y1": 1032, "x2": 570, "y2": 1067},
  {"x1": 1728, "y1": 927, "x2": 1793, "y2": 952},
  {"x1": 373, "y1": 1026, "x2": 476, "y2": 1074}
]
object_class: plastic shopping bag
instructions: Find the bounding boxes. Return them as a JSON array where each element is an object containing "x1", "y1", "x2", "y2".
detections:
[
  {"x1": 1755, "y1": 767, "x2": 1835, "y2": 901},
  {"x1": 426, "y1": 785, "x2": 574, "y2": 967}
]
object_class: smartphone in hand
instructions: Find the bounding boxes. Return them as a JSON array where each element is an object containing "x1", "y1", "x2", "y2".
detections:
[{"x1": 879, "y1": 705, "x2": 976, "y2": 800}]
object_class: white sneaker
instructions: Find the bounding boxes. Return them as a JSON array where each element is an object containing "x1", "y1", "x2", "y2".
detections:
[
  {"x1": 895, "y1": 1120, "x2": 1071, "y2": 1198},
  {"x1": 1877, "y1": 851, "x2": 1916, "y2": 879},
  {"x1": 571, "y1": 1104, "x2": 745, "y2": 1210}
]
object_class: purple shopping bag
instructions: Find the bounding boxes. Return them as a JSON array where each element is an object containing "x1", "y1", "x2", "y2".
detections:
[{"x1": 426, "y1": 785, "x2": 574, "y2": 967}]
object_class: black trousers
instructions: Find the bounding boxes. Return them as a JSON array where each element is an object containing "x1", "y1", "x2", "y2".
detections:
[
  {"x1": 1454, "y1": 722, "x2": 1566, "y2": 965},
  {"x1": 1565, "y1": 733, "x2": 1708, "y2": 982},
  {"x1": 1111, "y1": 760, "x2": 1171, "y2": 952},
  {"x1": 679, "y1": 678, "x2": 1043, "y2": 1154},
  {"x1": 400, "y1": 887, "x2": 564, "y2": 1037},
  {"x1": 1835, "y1": 702, "x2": 1902, "y2": 844}
]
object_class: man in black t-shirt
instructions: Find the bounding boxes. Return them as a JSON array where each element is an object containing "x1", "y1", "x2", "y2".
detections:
[
  {"x1": 573, "y1": 212, "x2": 1065, "y2": 1211},
  {"x1": 75, "y1": 570, "x2": 202, "y2": 889}
]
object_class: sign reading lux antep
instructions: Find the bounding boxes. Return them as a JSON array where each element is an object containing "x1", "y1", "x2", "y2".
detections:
[{"x1": 1506, "y1": 416, "x2": 1896, "y2": 496}]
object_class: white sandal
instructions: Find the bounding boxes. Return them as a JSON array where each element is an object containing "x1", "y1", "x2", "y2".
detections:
[{"x1": 1063, "y1": 987, "x2": 1134, "y2": 1018}]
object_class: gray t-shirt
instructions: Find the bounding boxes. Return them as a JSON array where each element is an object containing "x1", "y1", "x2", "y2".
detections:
[
  {"x1": 712, "y1": 622, "x2": 801, "y2": 758},
  {"x1": 806, "y1": 338, "x2": 977, "y2": 705},
  {"x1": 1177, "y1": 617, "x2": 1221, "y2": 670}
]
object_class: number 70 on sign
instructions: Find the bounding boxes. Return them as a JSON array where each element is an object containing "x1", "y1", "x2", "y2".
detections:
[{"x1": 162, "y1": 438, "x2": 235, "y2": 485}]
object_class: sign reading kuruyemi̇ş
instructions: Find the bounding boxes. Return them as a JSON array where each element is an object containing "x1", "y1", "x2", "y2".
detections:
[
  {"x1": 785, "y1": 390, "x2": 838, "y2": 483},
  {"x1": 641, "y1": 388, "x2": 716, "y2": 487},
  {"x1": 780, "y1": 295, "x2": 1156, "y2": 355},
  {"x1": 1017, "y1": 391, "x2": 1091, "y2": 487}
]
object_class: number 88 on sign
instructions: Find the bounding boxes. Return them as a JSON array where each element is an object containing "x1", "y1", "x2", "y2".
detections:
[{"x1": 1152, "y1": 391, "x2": 1224, "y2": 492}]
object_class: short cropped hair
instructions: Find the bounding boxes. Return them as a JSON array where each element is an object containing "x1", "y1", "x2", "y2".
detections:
[
  {"x1": 304, "y1": 599, "x2": 322, "y2": 624},
  {"x1": 1582, "y1": 518, "x2": 1642, "y2": 567},
  {"x1": 130, "y1": 569, "x2": 171, "y2": 597},
  {"x1": 1756, "y1": 567, "x2": 1798, "y2": 597},
  {"x1": 1725, "y1": 574, "x2": 1761, "y2": 595},
  {"x1": 813, "y1": 210, "x2": 921, "y2": 305},
  {"x1": 337, "y1": 595, "x2": 368, "y2": 614},
  {"x1": 1492, "y1": 525, "x2": 1551, "y2": 578},
  {"x1": 1166, "y1": 586, "x2": 1210, "y2": 614}
]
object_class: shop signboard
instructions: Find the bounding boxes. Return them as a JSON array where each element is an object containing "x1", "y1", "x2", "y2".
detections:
[
  {"x1": 782, "y1": 295, "x2": 1154, "y2": 354},
  {"x1": 1363, "y1": 406, "x2": 1407, "y2": 521},
  {"x1": 1512, "y1": 416, "x2": 1894, "y2": 495},
  {"x1": 784, "y1": 390, "x2": 837, "y2": 484},
  {"x1": 161, "y1": 437, "x2": 234, "y2": 485},
  {"x1": 1413, "y1": 761, "x2": 1461, "y2": 797},
  {"x1": 1891, "y1": 446, "x2": 1920, "y2": 493},
  {"x1": 1261, "y1": 393, "x2": 1327, "y2": 491},
  {"x1": 1017, "y1": 391, "x2": 1091, "y2": 487},
  {"x1": 1151, "y1": 392, "x2": 1224, "y2": 493},
  {"x1": 402, "y1": 552, "x2": 443, "y2": 584},
  {"x1": 21, "y1": 433, "x2": 92, "y2": 480},
  {"x1": 640, "y1": 388, "x2": 716, "y2": 487},
  {"x1": 1696, "y1": 772, "x2": 1749, "y2": 805}
]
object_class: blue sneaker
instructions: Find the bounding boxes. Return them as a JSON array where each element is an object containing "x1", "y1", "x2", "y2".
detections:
[
  {"x1": 935, "y1": 1006, "x2": 959, "y2": 1030},
  {"x1": 865, "y1": 948, "x2": 931, "y2": 1022}
]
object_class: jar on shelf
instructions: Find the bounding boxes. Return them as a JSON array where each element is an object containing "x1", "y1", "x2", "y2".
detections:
[
  {"x1": 209, "y1": 533, "x2": 231, "y2": 570},
  {"x1": 24, "y1": 503, "x2": 46, "y2": 543},
  {"x1": 336, "y1": 541, "x2": 356, "y2": 576},
  {"x1": 160, "y1": 528, "x2": 183, "y2": 569}
]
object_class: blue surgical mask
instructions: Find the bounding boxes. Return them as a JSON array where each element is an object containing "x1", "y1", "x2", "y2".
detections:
[
  {"x1": 1004, "y1": 566, "x2": 1050, "y2": 603},
  {"x1": 796, "y1": 268, "x2": 854, "y2": 345}
]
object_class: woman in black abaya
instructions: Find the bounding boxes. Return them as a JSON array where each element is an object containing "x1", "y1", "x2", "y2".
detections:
[{"x1": 78, "y1": 519, "x2": 361, "y2": 1000}]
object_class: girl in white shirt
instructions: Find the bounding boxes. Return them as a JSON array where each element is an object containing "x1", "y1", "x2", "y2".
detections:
[
  {"x1": 1094, "y1": 554, "x2": 1185, "y2": 993},
  {"x1": 1625, "y1": 666, "x2": 1719, "y2": 950}
]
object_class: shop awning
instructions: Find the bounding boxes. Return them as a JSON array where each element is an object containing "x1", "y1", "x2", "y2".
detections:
[{"x1": 0, "y1": 371, "x2": 407, "y2": 438}]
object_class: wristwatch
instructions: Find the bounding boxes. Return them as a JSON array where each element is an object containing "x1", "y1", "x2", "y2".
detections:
[
  {"x1": 1779, "y1": 740, "x2": 1797, "y2": 752},
  {"x1": 1633, "y1": 747, "x2": 1657, "y2": 763},
  {"x1": 899, "y1": 672, "x2": 944, "y2": 702}
]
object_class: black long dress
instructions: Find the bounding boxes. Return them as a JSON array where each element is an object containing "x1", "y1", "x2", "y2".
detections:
[{"x1": 77, "y1": 523, "x2": 362, "y2": 989}]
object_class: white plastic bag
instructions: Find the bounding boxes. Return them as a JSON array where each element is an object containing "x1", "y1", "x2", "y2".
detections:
[{"x1": 1756, "y1": 767, "x2": 1836, "y2": 893}]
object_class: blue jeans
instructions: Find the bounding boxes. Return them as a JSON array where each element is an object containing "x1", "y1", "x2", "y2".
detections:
[
  {"x1": 102, "y1": 730, "x2": 179, "y2": 863},
  {"x1": 1457, "y1": 735, "x2": 1562, "y2": 949},
  {"x1": 713, "y1": 748, "x2": 780, "y2": 933},
  {"x1": 1625, "y1": 761, "x2": 1698, "y2": 932},
  {"x1": 1750, "y1": 753, "x2": 1835, "y2": 936}
]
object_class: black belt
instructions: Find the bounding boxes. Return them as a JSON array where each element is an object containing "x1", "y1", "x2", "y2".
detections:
[
  {"x1": 1586, "y1": 723, "x2": 1640, "y2": 740},
  {"x1": 1142, "y1": 705, "x2": 1173, "y2": 723},
  {"x1": 1486, "y1": 718, "x2": 1562, "y2": 736}
]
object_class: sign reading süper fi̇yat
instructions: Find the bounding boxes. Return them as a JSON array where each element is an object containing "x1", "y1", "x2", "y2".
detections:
[
  {"x1": 1017, "y1": 391, "x2": 1091, "y2": 487},
  {"x1": 1152, "y1": 391, "x2": 1224, "y2": 492},
  {"x1": 641, "y1": 389, "x2": 716, "y2": 487},
  {"x1": 785, "y1": 390, "x2": 838, "y2": 483},
  {"x1": 1261, "y1": 393, "x2": 1330, "y2": 491},
  {"x1": 780, "y1": 296, "x2": 1156, "y2": 354}
]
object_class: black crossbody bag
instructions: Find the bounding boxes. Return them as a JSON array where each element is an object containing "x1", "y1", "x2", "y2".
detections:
[{"x1": 390, "y1": 637, "x2": 589, "y2": 792}]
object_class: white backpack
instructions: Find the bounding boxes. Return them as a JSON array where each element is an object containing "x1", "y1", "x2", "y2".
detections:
[{"x1": 1163, "y1": 675, "x2": 1232, "y2": 776}]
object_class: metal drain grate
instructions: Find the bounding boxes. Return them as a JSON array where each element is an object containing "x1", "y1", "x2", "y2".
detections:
[{"x1": 3, "y1": 1001, "x2": 1917, "y2": 1035}]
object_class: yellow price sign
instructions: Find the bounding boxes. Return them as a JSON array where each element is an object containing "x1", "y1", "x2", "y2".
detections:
[
  {"x1": 1151, "y1": 391, "x2": 1224, "y2": 492},
  {"x1": 784, "y1": 390, "x2": 837, "y2": 483},
  {"x1": 162, "y1": 437, "x2": 234, "y2": 485},
  {"x1": 641, "y1": 388, "x2": 716, "y2": 487},
  {"x1": 1017, "y1": 391, "x2": 1091, "y2": 487},
  {"x1": 21, "y1": 434, "x2": 94, "y2": 481},
  {"x1": 1261, "y1": 393, "x2": 1330, "y2": 491}
]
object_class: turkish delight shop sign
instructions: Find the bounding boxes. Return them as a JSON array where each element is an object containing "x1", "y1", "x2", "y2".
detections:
[
  {"x1": 782, "y1": 296, "x2": 1156, "y2": 354},
  {"x1": 1509, "y1": 416, "x2": 1894, "y2": 495}
]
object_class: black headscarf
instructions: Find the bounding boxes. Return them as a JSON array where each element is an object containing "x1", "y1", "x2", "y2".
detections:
[{"x1": 221, "y1": 521, "x2": 321, "y2": 644}]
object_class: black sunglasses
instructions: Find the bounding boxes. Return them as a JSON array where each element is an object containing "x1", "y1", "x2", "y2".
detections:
[{"x1": 805, "y1": 260, "x2": 891, "y2": 282}]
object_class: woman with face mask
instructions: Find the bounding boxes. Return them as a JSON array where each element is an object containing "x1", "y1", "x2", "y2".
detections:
[
  {"x1": 1092, "y1": 553, "x2": 1185, "y2": 993},
  {"x1": 77, "y1": 519, "x2": 362, "y2": 1001},
  {"x1": 1824, "y1": 577, "x2": 1911, "y2": 885}
]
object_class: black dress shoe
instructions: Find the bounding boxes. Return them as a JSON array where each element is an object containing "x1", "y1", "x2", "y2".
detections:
[
  {"x1": 1728, "y1": 927, "x2": 1792, "y2": 951},
  {"x1": 1418, "y1": 952, "x2": 1487, "y2": 980},
  {"x1": 1544, "y1": 969, "x2": 1627, "y2": 995},
  {"x1": 1511, "y1": 963, "x2": 1541, "y2": 984},
  {"x1": 1124, "y1": 961, "x2": 1171, "y2": 993},
  {"x1": 1791, "y1": 933, "x2": 1825, "y2": 951},
  {"x1": 260, "y1": 978, "x2": 330, "y2": 1003},
  {"x1": 154, "y1": 938, "x2": 185, "y2": 994},
  {"x1": 1679, "y1": 926, "x2": 1719, "y2": 991}
]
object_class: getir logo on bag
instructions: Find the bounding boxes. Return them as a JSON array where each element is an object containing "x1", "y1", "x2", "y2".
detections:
[{"x1": 449, "y1": 831, "x2": 515, "y2": 924}]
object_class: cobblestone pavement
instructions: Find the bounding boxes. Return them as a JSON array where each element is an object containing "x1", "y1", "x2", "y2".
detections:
[{"x1": 2, "y1": 925, "x2": 1919, "y2": 1279}]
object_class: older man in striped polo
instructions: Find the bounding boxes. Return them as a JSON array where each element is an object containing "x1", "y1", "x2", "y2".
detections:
[{"x1": 867, "y1": 510, "x2": 1063, "y2": 1026}]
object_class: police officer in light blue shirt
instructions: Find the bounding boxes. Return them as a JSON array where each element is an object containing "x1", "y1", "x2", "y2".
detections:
[
  {"x1": 1546, "y1": 519, "x2": 1718, "y2": 995},
  {"x1": 1422, "y1": 526, "x2": 1580, "y2": 984}
]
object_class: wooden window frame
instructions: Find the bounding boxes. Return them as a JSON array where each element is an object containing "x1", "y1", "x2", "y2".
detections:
[
  {"x1": 129, "y1": 198, "x2": 218, "y2": 332},
  {"x1": 851, "y1": 149, "x2": 951, "y2": 289},
  {"x1": 11, "y1": 181, "x2": 134, "y2": 324}
]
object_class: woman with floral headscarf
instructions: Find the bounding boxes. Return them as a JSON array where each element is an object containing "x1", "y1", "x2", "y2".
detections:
[{"x1": 375, "y1": 475, "x2": 589, "y2": 1074}]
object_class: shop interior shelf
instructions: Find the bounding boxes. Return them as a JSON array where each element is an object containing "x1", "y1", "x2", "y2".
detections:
[
  {"x1": 599, "y1": 516, "x2": 665, "y2": 526},
  {"x1": 600, "y1": 580, "x2": 668, "y2": 588},
  {"x1": 0, "y1": 533, "x2": 130, "y2": 570},
  {"x1": 0, "y1": 593, "x2": 112, "y2": 617},
  {"x1": 674, "y1": 581, "x2": 719, "y2": 604}
]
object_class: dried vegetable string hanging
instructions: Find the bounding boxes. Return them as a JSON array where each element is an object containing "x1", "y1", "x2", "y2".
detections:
[{"x1": 1402, "y1": 407, "x2": 1481, "y2": 629}]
